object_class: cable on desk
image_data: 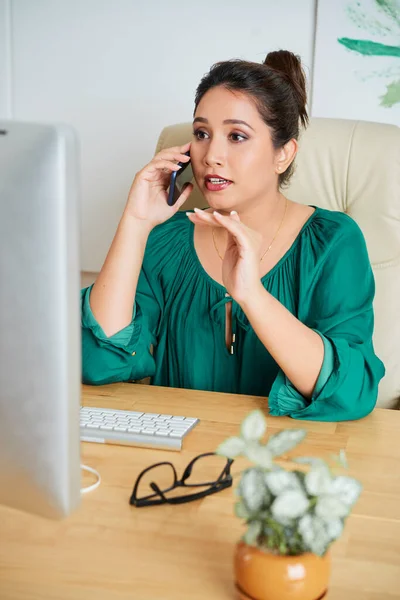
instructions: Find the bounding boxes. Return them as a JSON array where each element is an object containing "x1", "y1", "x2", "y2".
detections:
[{"x1": 80, "y1": 463, "x2": 101, "y2": 494}]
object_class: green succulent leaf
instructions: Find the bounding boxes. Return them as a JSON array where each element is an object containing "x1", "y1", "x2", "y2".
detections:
[
  {"x1": 234, "y1": 501, "x2": 251, "y2": 519},
  {"x1": 315, "y1": 495, "x2": 349, "y2": 521},
  {"x1": 243, "y1": 521, "x2": 263, "y2": 546},
  {"x1": 266, "y1": 429, "x2": 306, "y2": 457},
  {"x1": 240, "y1": 468, "x2": 269, "y2": 513},
  {"x1": 298, "y1": 515, "x2": 330, "y2": 556},
  {"x1": 216, "y1": 436, "x2": 246, "y2": 458},
  {"x1": 305, "y1": 464, "x2": 332, "y2": 496},
  {"x1": 264, "y1": 469, "x2": 302, "y2": 496},
  {"x1": 245, "y1": 442, "x2": 273, "y2": 469},
  {"x1": 271, "y1": 489, "x2": 310, "y2": 524},
  {"x1": 326, "y1": 518, "x2": 344, "y2": 541},
  {"x1": 330, "y1": 449, "x2": 349, "y2": 469},
  {"x1": 240, "y1": 410, "x2": 267, "y2": 442},
  {"x1": 329, "y1": 476, "x2": 362, "y2": 507}
]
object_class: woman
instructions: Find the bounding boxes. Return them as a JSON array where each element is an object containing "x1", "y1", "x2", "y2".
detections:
[{"x1": 81, "y1": 50, "x2": 385, "y2": 421}]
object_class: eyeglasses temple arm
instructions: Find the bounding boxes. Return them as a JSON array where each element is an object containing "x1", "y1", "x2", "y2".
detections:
[{"x1": 150, "y1": 481, "x2": 168, "y2": 501}]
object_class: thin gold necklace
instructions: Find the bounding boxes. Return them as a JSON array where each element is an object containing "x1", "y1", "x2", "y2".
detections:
[{"x1": 212, "y1": 197, "x2": 288, "y2": 262}]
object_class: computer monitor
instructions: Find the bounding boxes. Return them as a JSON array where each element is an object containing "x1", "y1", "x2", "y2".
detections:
[{"x1": 0, "y1": 120, "x2": 81, "y2": 519}]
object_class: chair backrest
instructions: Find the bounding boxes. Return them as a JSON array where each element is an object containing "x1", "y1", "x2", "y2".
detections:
[{"x1": 155, "y1": 118, "x2": 400, "y2": 409}]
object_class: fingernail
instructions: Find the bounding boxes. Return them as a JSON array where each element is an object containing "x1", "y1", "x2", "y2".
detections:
[
  {"x1": 230, "y1": 211, "x2": 237, "y2": 215},
  {"x1": 213, "y1": 211, "x2": 221, "y2": 216},
  {"x1": 185, "y1": 211, "x2": 192, "y2": 216},
  {"x1": 194, "y1": 207, "x2": 201, "y2": 213}
]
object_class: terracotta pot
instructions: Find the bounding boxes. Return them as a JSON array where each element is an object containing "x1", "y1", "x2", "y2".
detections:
[{"x1": 234, "y1": 541, "x2": 330, "y2": 600}]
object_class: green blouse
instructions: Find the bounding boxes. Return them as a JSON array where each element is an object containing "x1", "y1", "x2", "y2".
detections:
[{"x1": 81, "y1": 207, "x2": 385, "y2": 422}]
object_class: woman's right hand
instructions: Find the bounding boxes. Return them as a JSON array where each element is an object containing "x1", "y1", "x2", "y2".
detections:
[{"x1": 124, "y1": 141, "x2": 193, "y2": 230}]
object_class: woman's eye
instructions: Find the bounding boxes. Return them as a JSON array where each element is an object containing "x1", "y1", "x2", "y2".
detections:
[
  {"x1": 193, "y1": 130, "x2": 208, "y2": 140},
  {"x1": 192, "y1": 130, "x2": 247, "y2": 142},
  {"x1": 230, "y1": 133, "x2": 247, "y2": 143}
]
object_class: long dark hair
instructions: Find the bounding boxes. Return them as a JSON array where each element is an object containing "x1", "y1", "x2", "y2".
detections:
[{"x1": 194, "y1": 50, "x2": 308, "y2": 187}]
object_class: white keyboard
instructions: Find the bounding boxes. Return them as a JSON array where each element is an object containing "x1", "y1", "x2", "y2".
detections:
[{"x1": 80, "y1": 406, "x2": 199, "y2": 451}]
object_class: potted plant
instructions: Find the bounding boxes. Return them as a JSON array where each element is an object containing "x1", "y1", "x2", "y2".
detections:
[{"x1": 216, "y1": 410, "x2": 362, "y2": 600}]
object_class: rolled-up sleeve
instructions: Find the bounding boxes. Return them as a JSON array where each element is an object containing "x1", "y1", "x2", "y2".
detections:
[
  {"x1": 81, "y1": 262, "x2": 163, "y2": 385},
  {"x1": 268, "y1": 222, "x2": 385, "y2": 422}
]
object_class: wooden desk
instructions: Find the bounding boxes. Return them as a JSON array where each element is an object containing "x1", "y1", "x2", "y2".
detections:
[{"x1": 0, "y1": 384, "x2": 399, "y2": 600}]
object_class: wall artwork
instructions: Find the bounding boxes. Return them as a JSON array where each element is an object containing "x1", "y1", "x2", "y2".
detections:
[{"x1": 312, "y1": 0, "x2": 400, "y2": 124}]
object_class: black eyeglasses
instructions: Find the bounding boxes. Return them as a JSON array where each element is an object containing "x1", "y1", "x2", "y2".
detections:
[{"x1": 129, "y1": 452, "x2": 234, "y2": 507}]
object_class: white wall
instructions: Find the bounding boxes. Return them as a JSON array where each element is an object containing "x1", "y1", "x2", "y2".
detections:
[
  {"x1": 0, "y1": 0, "x2": 11, "y2": 118},
  {"x1": 2, "y1": 0, "x2": 317, "y2": 271}
]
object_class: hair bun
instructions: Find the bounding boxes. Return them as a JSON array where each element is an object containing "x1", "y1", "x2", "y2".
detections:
[{"x1": 264, "y1": 50, "x2": 308, "y2": 128}]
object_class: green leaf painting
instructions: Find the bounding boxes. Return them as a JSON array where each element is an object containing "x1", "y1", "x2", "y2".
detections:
[{"x1": 338, "y1": 0, "x2": 400, "y2": 107}]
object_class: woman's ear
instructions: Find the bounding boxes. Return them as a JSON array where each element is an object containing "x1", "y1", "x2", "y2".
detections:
[{"x1": 275, "y1": 139, "x2": 298, "y2": 174}]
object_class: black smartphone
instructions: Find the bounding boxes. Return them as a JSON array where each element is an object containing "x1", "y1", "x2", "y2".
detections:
[{"x1": 167, "y1": 151, "x2": 191, "y2": 206}]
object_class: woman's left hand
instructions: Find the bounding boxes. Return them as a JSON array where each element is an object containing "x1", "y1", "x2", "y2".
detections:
[{"x1": 186, "y1": 209, "x2": 263, "y2": 305}]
